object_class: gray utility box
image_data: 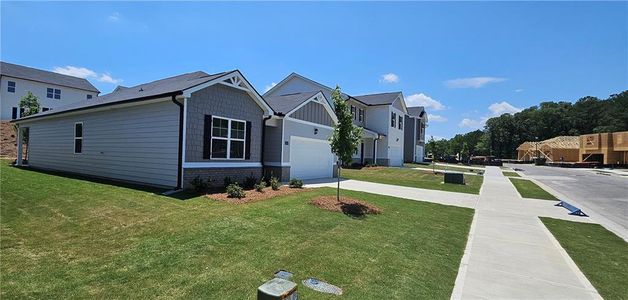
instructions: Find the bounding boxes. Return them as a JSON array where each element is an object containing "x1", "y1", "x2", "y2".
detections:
[
  {"x1": 258, "y1": 278, "x2": 298, "y2": 300},
  {"x1": 444, "y1": 172, "x2": 465, "y2": 185}
]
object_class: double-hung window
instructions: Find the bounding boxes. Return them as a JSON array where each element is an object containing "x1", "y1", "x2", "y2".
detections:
[
  {"x1": 358, "y1": 108, "x2": 364, "y2": 122},
  {"x1": 7, "y1": 81, "x2": 15, "y2": 93},
  {"x1": 74, "y1": 122, "x2": 83, "y2": 154},
  {"x1": 391, "y1": 112, "x2": 396, "y2": 128},
  {"x1": 398, "y1": 115, "x2": 403, "y2": 130},
  {"x1": 87, "y1": 94, "x2": 93, "y2": 100},
  {"x1": 48, "y1": 88, "x2": 61, "y2": 99},
  {"x1": 350, "y1": 105, "x2": 356, "y2": 120},
  {"x1": 211, "y1": 116, "x2": 246, "y2": 159}
]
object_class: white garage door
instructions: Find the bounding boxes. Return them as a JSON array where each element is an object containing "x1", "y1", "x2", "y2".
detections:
[
  {"x1": 290, "y1": 136, "x2": 334, "y2": 180},
  {"x1": 389, "y1": 145, "x2": 403, "y2": 166}
]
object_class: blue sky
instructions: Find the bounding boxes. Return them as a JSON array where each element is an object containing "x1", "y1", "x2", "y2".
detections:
[{"x1": 2, "y1": 1, "x2": 626, "y2": 139}]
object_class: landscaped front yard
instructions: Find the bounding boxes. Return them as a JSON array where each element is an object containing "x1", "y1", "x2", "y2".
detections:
[
  {"x1": 404, "y1": 163, "x2": 485, "y2": 175},
  {"x1": 0, "y1": 162, "x2": 474, "y2": 299},
  {"x1": 342, "y1": 167, "x2": 483, "y2": 194},
  {"x1": 541, "y1": 218, "x2": 628, "y2": 299}
]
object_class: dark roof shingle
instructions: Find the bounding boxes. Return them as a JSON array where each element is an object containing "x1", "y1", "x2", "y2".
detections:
[
  {"x1": 1, "y1": 61, "x2": 100, "y2": 93},
  {"x1": 407, "y1": 106, "x2": 425, "y2": 117},
  {"x1": 15, "y1": 70, "x2": 230, "y2": 121},
  {"x1": 353, "y1": 92, "x2": 401, "y2": 105},
  {"x1": 264, "y1": 91, "x2": 320, "y2": 114}
]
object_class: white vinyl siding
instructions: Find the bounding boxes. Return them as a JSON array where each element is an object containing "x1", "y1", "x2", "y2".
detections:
[{"x1": 24, "y1": 100, "x2": 179, "y2": 187}]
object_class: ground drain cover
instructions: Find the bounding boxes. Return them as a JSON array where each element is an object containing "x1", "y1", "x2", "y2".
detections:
[{"x1": 302, "y1": 278, "x2": 342, "y2": 295}]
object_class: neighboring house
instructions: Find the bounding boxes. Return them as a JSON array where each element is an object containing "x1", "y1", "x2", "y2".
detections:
[
  {"x1": 265, "y1": 73, "x2": 409, "y2": 167},
  {"x1": 13, "y1": 70, "x2": 273, "y2": 189},
  {"x1": 263, "y1": 91, "x2": 338, "y2": 181},
  {"x1": 0, "y1": 61, "x2": 99, "y2": 120},
  {"x1": 404, "y1": 106, "x2": 428, "y2": 163}
]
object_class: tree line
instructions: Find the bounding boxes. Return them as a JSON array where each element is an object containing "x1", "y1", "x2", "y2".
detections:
[{"x1": 427, "y1": 90, "x2": 628, "y2": 160}]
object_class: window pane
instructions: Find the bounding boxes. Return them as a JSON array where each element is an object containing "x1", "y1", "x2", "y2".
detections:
[
  {"x1": 54, "y1": 89, "x2": 61, "y2": 94},
  {"x1": 230, "y1": 140, "x2": 244, "y2": 159},
  {"x1": 212, "y1": 118, "x2": 228, "y2": 138},
  {"x1": 47, "y1": 88, "x2": 53, "y2": 93},
  {"x1": 87, "y1": 94, "x2": 92, "y2": 99},
  {"x1": 47, "y1": 93, "x2": 53, "y2": 98},
  {"x1": 74, "y1": 139, "x2": 82, "y2": 153},
  {"x1": 8, "y1": 87, "x2": 15, "y2": 93},
  {"x1": 231, "y1": 121, "x2": 245, "y2": 139},
  {"x1": 54, "y1": 94, "x2": 60, "y2": 99},
  {"x1": 75, "y1": 123, "x2": 83, "y2": 137},
  {"x1": 8, "y1": 81, "x2": 15, "y2": 87},
  {"x1": 211, "y1": 139, "x2": 227, "y2": 158}
]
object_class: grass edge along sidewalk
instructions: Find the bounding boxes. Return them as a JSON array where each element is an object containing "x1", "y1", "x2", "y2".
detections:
[
  {"x1": 509, "y1": 177, "x2": 558, "y2": 200},
  {"x1": 541, "y1": 217, "x2": 628, "y2": 300}
]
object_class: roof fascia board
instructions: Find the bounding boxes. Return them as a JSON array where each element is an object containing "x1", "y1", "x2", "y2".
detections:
[{"x1": 183, "y1": 70, "x2": 274, "y2": 116}]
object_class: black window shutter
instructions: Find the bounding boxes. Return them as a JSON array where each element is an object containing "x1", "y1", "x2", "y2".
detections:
[
  {"x1": 245, "y1": 121, "x2": 252, "y2": 159},
  {"x1": 12, "y1": 107, "x2": 17, "y2": 119},
  {"x1": 203, "y1": 115, "x2": 212, "y2": 159}
]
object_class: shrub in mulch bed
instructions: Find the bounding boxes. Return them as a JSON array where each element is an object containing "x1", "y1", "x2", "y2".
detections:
[
  {"x1": 310, "y1": 196, "x2": 382, "y2": 218},
  {"x1": 207, "y1": 186, "x2": 307, "y2": 204}
]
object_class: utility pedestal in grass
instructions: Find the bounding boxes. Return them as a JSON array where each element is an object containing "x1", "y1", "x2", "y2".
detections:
[
  {"x1": 258, "y1": 278, "x2": 298, "y2": 300},
  {"x1": 444, "y1": 172, "x2": 465, "y2": 185}
]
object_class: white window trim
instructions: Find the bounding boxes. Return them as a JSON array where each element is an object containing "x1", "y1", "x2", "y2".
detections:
[
  {"x1": 210, "y1": 116, "x2": 246, "y2": 160},
  {"x1": 74, "y1": 122, "x2": 83, "y2": 154},
  {"x1": 358, "y1": 108, "x2": 364, "y2": 122}
]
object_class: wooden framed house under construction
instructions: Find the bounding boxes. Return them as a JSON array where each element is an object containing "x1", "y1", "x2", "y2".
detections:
[
  {"x1": 579, "y1": 131, "x2": 628, "y2": 165},
  {"x1": 516, "y1": 136, "x2": 579, "y2": 162}
]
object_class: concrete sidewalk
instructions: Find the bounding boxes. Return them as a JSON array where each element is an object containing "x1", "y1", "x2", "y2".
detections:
[
  {"x1": 451, "y1": 167, "x2": 601, "y2": 299},
  {"x1": 305, "y1": 178, "x2": 479, "y2": 209}
]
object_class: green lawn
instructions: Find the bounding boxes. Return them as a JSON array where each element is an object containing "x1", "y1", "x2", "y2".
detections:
[
  {"x1": 508, "y1": 178, "x2": 558, "y2": 200},
  {"x1": 541, "y1": 218, "x2": 628, "y2": 299},
  {"x1": 342, "y1": 167, "x2": 483, "y2": 194},
  {"x1": 502, "y1": 171, "x2": 520, "y2": 177},
  {"x1": 0, "y1": 161, "x2": 474, "y2": 299},
  {"x1": 404, "y1": 163, "x2": 484, "y2": 174}
]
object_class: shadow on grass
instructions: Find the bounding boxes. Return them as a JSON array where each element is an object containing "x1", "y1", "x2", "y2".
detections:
[
  {"x1": 340, "y1": 202, "x2": 372, "y2": 219},
  {"x1": 7, "y1": 163, "x2": 189, "y2": 197}
]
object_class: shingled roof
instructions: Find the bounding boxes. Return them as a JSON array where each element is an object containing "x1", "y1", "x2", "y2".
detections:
[
  {"x1": 1, "y1": 61, "x2": 100, "y2": 93},
  {"x1": 353, "y1": 92, "x2": 401, "y2": 106},
  {"x1": 407, "y1": 106, "x2": 425, "y2": 117},
  {"x1": 14, "y1": 70, "x2": 232, "y2": 121},
  {"x1": 264, "y1": 91, "x2": 321, "y2": 115}
]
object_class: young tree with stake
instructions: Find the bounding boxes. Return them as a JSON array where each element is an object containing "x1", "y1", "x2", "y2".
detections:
[
  {"x1": 329, "y1": 86, "x2": 362, "y2": 201},
  {"x1": 15, "y1": 92, "x2": 41, "y2": 161}
]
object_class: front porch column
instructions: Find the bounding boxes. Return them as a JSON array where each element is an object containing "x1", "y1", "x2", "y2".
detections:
[
  {"x1": 374, "y1": 139, "x2": 378, "y2": 165},
  {"x1": 16, "y1": 126, "x2": 23, "y2": 166}
]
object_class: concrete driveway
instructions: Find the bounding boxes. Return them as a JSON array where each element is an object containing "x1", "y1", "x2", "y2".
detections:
[{"x1": 506, "y1": 164, "x2": 628, "y2": 238}]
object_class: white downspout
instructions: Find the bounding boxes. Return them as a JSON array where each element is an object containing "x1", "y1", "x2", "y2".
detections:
[
  {"x1": 180, "y1": 97, "x2": 188, "y2": 186},
  {"x1": 374, "y1": 137, "x2": 378, "y2": 165}
]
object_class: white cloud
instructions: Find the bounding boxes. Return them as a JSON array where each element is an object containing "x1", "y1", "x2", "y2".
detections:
[
  {"x1": 428, "y1": 114, "x2": 447, "y2": 122},
  {"x1": 53, "y1": 66, "x2": 122, "y2": 84},
  {"x1": 405, "y1": 93, "x2": 445, "y2": 110},
  {"x1": 108, "y1": 12, "x2": 121, "y2": 22},
  {"x1": 458, "y1": 117, "x2": 488, "y2": 129},
  {"x1": 458, "y1": 101, "x2": 521, "y2": 129},
  {"x1": 380, "y1": 73, "x2": 399, "y2": 84},
  {"x1": 488, "y1": 101, "x2": 522, "y2": 116},
  {"x1": 444, "y1": 77, "x2": 507, "y2": 88},
  {"x1": 515, "y1": 89, "x2": 524, "y2": 93},
  {"x1": 264, "y1": 82, "x2": 277, "y2": 92}
]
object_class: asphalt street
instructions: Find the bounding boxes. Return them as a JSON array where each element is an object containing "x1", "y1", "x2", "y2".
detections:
[{"x1": 507, "y1": 164, "x2": 628, "y2": 234}]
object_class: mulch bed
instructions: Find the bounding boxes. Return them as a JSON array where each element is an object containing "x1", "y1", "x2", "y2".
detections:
[
  {"x1": 310, "y1": 196, "x2": 382, "y2": 217},
  {"x1": 207, "y1": 186, "x2": 307, "y2": 204}
]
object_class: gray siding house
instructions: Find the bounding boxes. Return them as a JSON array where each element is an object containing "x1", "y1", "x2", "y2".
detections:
[
  {"x1": 265, "y1": 73, "x2": 409, "y2": 167},
  {"x1": 404, "y1": 106, "x2": 428, "y2": 163},
  {"x1": 263, "y1": 91, "x2": 338, "y2": 181},
  {"x1": 13, "y1": 70, "x2": 273, "y2": 189}
]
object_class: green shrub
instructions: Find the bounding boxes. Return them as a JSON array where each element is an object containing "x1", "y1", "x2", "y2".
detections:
[
  {"x1": 226, "y1": 183, "x2": 245, "y2": 199},
  {"x1": 289, "y1": 178, "x2": 303, "y2": 188},
  {"x1": 270, "y1": 176, "x2": 280, "y2": 191},
  {"x1": 243, "y1": 174, "x2": 257, "y2": 190},
  {"x1": 189, "y1": 176, "x2": 211, "y2": 193},
  {"x1": 254, "y1": 181, "x2": 266, "y2": 192}
]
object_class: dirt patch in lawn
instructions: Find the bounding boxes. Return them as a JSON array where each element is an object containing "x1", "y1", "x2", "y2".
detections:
[
  {"x1": 207, "y1": 186, "x2": 307, "y2": 204},
  {"x1": 310, "y1": 196, "x2": 382, "y2": 218}
]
